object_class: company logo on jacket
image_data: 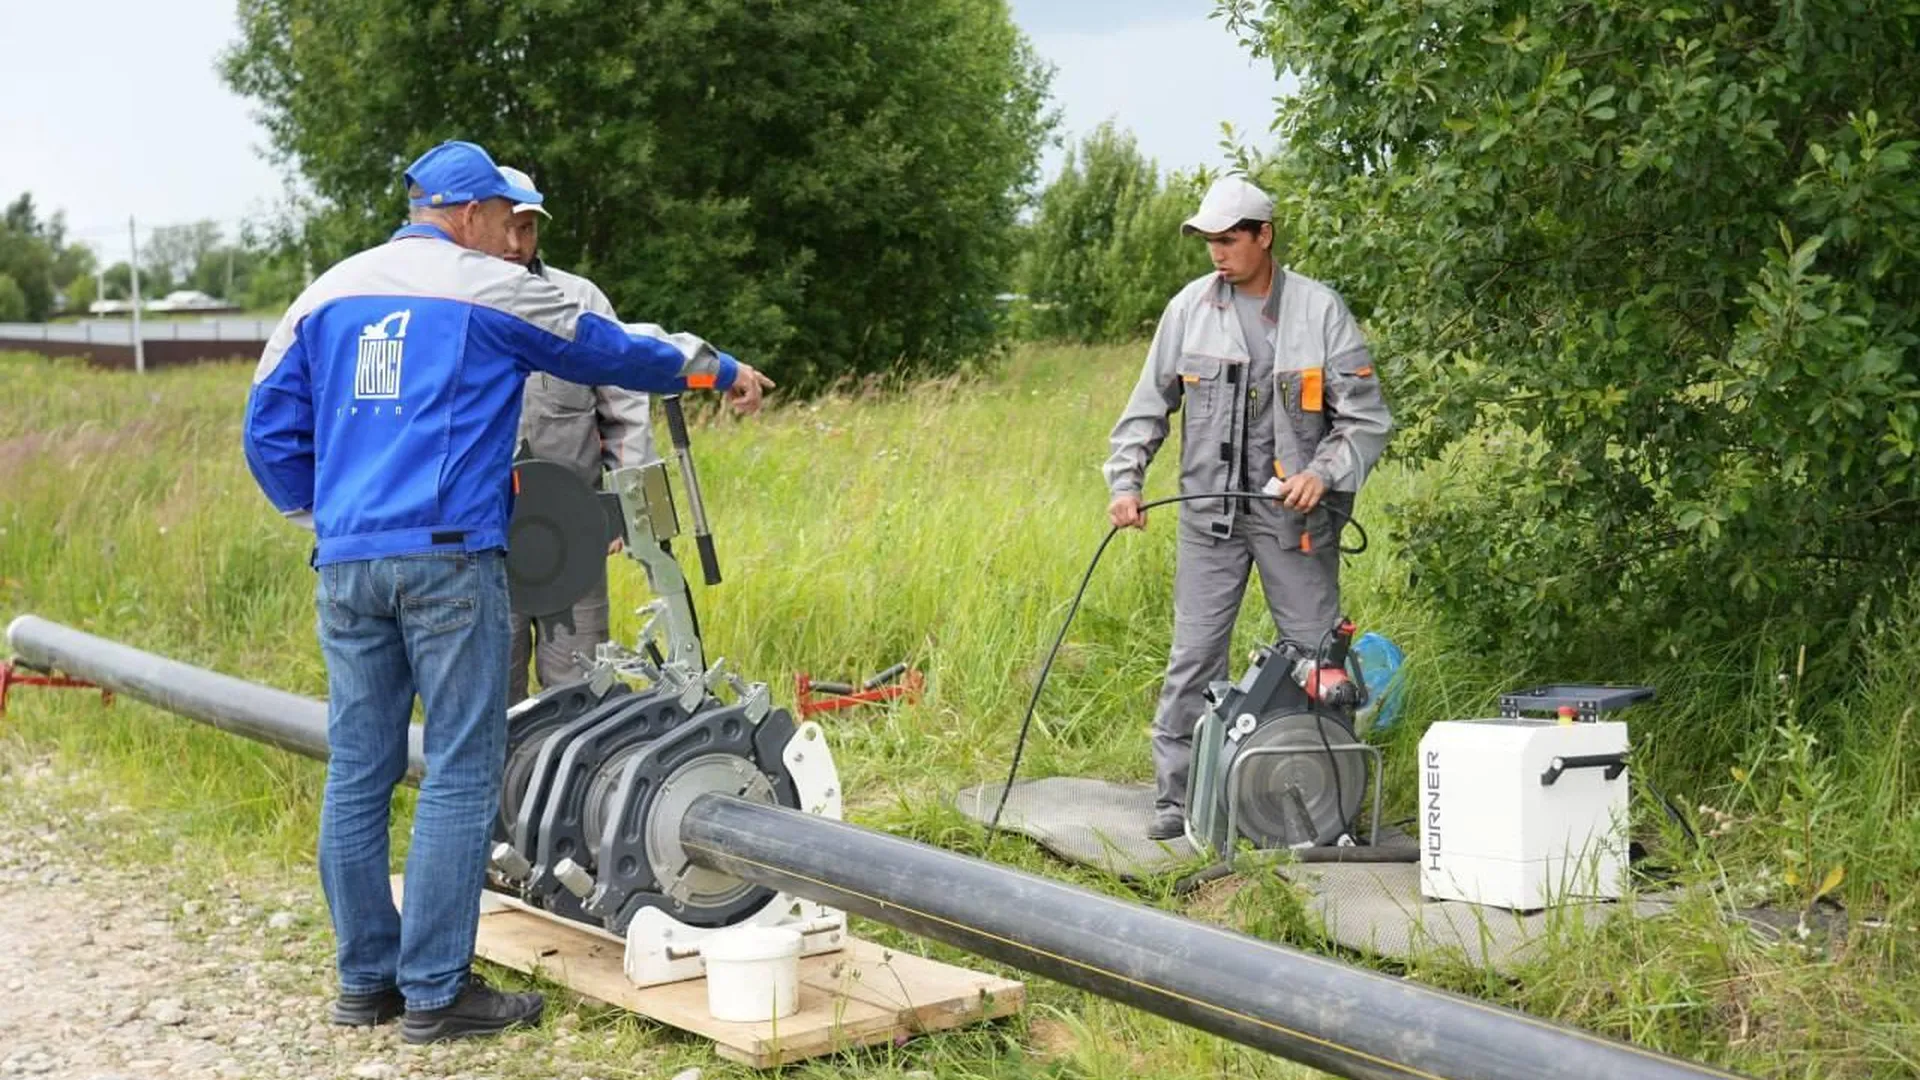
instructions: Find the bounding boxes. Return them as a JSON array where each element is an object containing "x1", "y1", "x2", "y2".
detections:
[{"x1": 355, "y1": 309, "x2": 411, "y2": 399}]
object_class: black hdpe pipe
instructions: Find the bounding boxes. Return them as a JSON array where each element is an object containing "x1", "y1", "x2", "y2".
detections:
[
  {"x1": 681, "y1": 795, "x2": 1742, "y2": 1080},
  {"x1": 6, "y1": 615, "x2": 424, "y2": 777},
  {"x1": 6, "y1": 615, "x2": 1748, "y2": 1080}
]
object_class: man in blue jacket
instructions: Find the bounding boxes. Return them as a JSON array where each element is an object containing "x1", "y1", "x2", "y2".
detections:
[{"x1": 241, "y1": 139, "x2": 772, "y2": 1044}]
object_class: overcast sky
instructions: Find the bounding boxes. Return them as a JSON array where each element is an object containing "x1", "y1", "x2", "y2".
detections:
[{"x1": 0, "y1": 0, "x2": 1288, "y2": 266}]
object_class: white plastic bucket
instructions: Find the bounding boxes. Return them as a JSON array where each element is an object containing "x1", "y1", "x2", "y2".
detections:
[{"x1": 702, "y1": 925, "x2": 802, "y2": 1022}]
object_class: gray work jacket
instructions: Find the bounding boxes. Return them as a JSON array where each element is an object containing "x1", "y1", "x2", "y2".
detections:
[
  {"x1": 1103, "y1": 262, "x2": 1393, "y2": 542},
  {"x1": 516, "y1": 263, "x2": 717, "y2": 484}
]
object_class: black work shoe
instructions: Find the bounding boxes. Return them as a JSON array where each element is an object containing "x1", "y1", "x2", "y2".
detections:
[
  {"x1": 331, "y1": 986, "x2": 406, "y2": 1026},
  {"x1": 400, "y1": 974, "x2": 545, "y2": 1044},
  {"x1": 1146, "y1": 809, "x2": 1186, "y2": 841}
]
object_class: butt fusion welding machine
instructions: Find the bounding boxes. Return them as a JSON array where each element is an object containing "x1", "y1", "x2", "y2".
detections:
[{"x1": 499, "y1": 395, "x2": 849, "y2": 989}]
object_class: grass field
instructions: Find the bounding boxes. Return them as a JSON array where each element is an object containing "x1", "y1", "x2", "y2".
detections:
[{"x1": 1, "y1": 346, "x2": 1915, "y2": 1078}]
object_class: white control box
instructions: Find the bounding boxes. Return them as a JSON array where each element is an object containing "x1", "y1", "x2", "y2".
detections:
[{"x1": 1417, "y1": 718, "x2": 1629, "y2": 911}]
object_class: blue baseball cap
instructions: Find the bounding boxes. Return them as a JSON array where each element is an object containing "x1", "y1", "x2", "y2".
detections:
[{"x1": 403, "y1": 140, "x2": 544, "y2": 210}]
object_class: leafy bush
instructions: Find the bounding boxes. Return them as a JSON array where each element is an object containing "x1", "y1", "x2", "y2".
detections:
[
  {"x1": 1016, "y1": 123, "x2": 1211, "y2": 343},
  {"x1": 1223, "y1": 0, "x2": 1920, "y2": 663}
]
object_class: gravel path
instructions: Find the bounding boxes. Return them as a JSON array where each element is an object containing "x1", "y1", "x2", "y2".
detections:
[{"x1": 0, "y1": 759, "x2": 655, "y2": 1080}]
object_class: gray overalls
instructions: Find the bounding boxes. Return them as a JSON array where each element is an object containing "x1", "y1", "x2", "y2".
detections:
[
  {"x1": 509, "y1": 262, "x2": 718, "y2": 701},
  {"x1": 1103, "y1": 262, "x2": 1393, "y2": 812}
]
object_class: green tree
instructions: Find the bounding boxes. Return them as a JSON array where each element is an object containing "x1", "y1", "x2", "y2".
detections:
[
  {"x1": 240, "y1": 248, "x2": 307, "y2": 311},
  {"x1": 146, "y1": 221, "x2": 225, "y2": 289},
  {"x1": 61, "y1": 271, "x2": 97, "y2": 314},
  {"x1": 222, "y1": 0, "x2": 1054, "y2": 390},
  {"x1": 0, "y1": 194, "x2": 59, "y2": 321},
  {"x1": 101, "y1": 260, "x2": 174, "y2": 303},
  {"x1": 1224, "y1": 0, "x2": 1920, "y2": 661},
  {"x1": 1017, "y1": 124, "x2": 1209, "y2": 343},
  {"x1": 188, "y1": 245, "x2": 262, "y2": 303},
  {"x1": 52, "y1": 238, "x2": 95, "y2": 298},
  {"x1": 0, "y1": 273, "x2": 26, "y2": 322},
  {"x1": 2, "y1": 194, "x2": 43, "y2": 236},
  {"x1": 101, "y1": 262, "x2": 132, "y2": 302},
  {"x1": 0, "y1": 194, "x2": 116, "y2": 319}
]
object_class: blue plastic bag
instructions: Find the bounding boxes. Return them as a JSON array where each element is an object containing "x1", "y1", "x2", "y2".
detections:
[{"x1": 1350, "y1": 631, "x2": 1406, "y2": 734}]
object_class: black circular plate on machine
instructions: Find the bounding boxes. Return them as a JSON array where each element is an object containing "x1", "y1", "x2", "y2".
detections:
[{"x1": 507, "y1": 458, "x2": 610, "y2": 619}]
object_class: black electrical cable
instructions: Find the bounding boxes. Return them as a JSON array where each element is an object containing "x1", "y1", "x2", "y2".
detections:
[
  {"x1": 1171, "y1": 841, "x2": 1420, "y2": 897},
  {"x1": 1308, "y1": 621, "x2": 1352, "y2": 846},
  {"x1": 1642, "y1": 776, "x2": 1700, "y2": 848},
  {"x1": 987, "y1": 491, "x2": 1366, "y2": 833}
]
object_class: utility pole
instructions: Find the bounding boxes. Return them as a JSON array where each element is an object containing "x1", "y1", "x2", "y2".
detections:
[
  {"x1": 225, "y1": 246, "x2": 234, "y2": 303},
  {"x1": 128, "y1": 216, "x2": 146, "y2": 375}
]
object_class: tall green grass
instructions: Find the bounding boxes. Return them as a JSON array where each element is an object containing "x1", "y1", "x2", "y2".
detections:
[{"x1": 2, "y1": 347, "x2": 1915, "y2": 1078}]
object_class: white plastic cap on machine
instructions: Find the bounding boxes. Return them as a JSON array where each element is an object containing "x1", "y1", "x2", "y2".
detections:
[{"x1": 1181, "y1": 175, "x2": 1274, "y2": 235}]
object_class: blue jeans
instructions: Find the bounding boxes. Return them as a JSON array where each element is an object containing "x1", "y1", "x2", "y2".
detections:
[{"x1": 315, "y1": 551, "x2": 510, "y2": 1011}]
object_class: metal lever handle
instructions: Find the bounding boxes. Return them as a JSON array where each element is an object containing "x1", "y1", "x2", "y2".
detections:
[
  {"x1": 662, "y1": 395, "x2": 722, "y2": 586},
  {"x1": 1540, "y1": 753, "x2": 1628, "y2": 786}
]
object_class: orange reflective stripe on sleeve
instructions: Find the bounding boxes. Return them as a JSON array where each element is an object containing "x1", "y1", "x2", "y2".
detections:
[{"x1": 687, "y1": 373, "x2": 717, "y2": 390}]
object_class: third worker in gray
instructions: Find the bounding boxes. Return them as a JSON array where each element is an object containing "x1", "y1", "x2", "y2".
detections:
[
  {"x1": 1103, "y1": 175, "x2": 1393, "y2": 840},
  {"x1": 496, "y1": 165, "x2": 722, "y2": 702}
]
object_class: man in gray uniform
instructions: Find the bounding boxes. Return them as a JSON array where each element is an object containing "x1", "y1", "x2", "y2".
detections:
[
  {"x1": 1104, "y1": 175, "x2": 1393, "y2": 839},
  {"x1": 496, "y1": 166, "x2": 720, "y2": 701}
]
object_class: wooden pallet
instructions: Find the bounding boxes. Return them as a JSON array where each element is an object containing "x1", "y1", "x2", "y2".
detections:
[{"x1": 391, "y1": 878, "x2": 1024, "y2": 1067}]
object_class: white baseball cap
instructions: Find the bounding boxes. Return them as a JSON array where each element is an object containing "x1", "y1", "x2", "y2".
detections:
[
  {"x1": 498, "y1": 165, "x2": 551, "y2": 219},
  {"x1": 1181, "y1": 175, "x2": 1273, "y2": 235}
]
